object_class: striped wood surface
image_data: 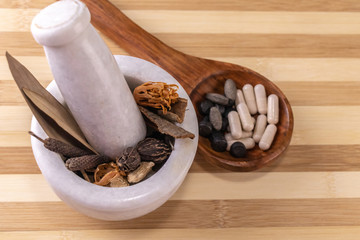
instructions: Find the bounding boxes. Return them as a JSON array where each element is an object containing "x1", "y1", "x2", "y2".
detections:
[{"x1": 1, "y1": 0, "x2": 360, "y2": 239}]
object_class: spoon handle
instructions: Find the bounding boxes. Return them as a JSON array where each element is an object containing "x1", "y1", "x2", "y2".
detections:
[{"x1": 81, "y1": 0, "x2": 215, "y2": 93}]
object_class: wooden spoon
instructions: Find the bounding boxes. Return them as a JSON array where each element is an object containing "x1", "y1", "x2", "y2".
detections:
[{"x1": 81, "y1": 0, "x2": 294, "y2": 171}]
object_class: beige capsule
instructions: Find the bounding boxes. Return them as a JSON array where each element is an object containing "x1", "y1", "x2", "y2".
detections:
[
  {"x1": 259, "y1": 124, "x2": 277, "y2": 151},
  {"x1": 252, "y1": 114, "x2": 267, "y2": 143},
  {"x1": 225, "y1": 131, "x2": 252, "y2": 141},
  {"x1": 254, "y1": 84, "x2": 267, "y2": 114},
  {"x1": 236, "y1": 103, "x2": 254, "y2": 131},
  {"x1": 228, "y1": 111, "x2": 242, "y2": 139},
  {"x1": 242, "y1": 84, "x2": 257, "y2": 115},
  {"x1": 226, "y1": 138, "x2": 255, "y2": 151},
  {"x1": 267, "y1": 94, "x2": 279, "y2": 124},
  {"x1": 251, "y1": 117, "x2": 256, "y2": 125},
  {"x1": 235, "y1": 89, "x2": 246, "y2": 106}
]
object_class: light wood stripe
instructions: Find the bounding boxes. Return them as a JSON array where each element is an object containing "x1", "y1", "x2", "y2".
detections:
[
  {"x1": 2, "y1": 199, "x2": 360, "y2": 230},
  {"x1": 4, "y1": 9, "x2": 360, "y2": 34},
  {"x1": 3, "y1": 227, "x2": 360, "y2": 240},
  {"x1": 3, "y1": 171, "x2": 360, "y2": 202},
  {"x1": 3, "y1": 32, "x2": 360, "y2": 58},
  {"x1": 2, "y1": 145, "x2": 360, "y2": 174},
  {"x1": 1, "y1": 106, "x2": 359, "y2": 146},
  {"x1": 3, "y1": 81, "x2": 360, "y2": 106},
  {"x1": 4, "y1": 57, "x2": 360, "y2": 83},
  {"x1": 2, "y1": 0, "x2": 360, "y2": 12}
]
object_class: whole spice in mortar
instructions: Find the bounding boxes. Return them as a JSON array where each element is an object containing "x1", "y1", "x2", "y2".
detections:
[
  {"x1": 116, "y1": 147, "x2": 141, "y2": 172},
  {"x1": 65, "y1": 155, "x2": 111, "y2": 171},
  {"x1": 29, "y1": 131, "x2": 92, "y2": 157},
  {"x1": 127, "y1": 161, "x2": 155, "y2": 184},
  {"x1": 133, "y1": 81, "x2": 179, "y2": 114},
  {"x1": 137, "y1": 138, "x2": 171, "y2": 163}
]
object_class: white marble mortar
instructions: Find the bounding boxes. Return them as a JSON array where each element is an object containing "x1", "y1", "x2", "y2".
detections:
[{"x1": 30, "y1": 55, "x2": 199, "y2": 221}]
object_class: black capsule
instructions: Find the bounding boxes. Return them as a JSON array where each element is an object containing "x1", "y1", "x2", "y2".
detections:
[
  {"x1": 215, "y1": 104, "x2": 225, "y2": 115},
  {"x1": 221, "y1": 117, "x2": 229, "y2": 131},
  {"x1": 229, "y1": 142, "x2": 247, "y2": 158},
  {"x1": 199, "y1": 118, "x2": 212, "y2": 138},
  {"x1": 223, "y1": 106, "x2": 235, "y2": 118},
  {"x1": 227, "y1": 99, "x2": 235, "y2": 107},
  {"x1": 210, "y1": 131, "x2": 227, "y2": 152},
  {"x1": 199, "y1": 100, "x2": 214, "y2": 115}
]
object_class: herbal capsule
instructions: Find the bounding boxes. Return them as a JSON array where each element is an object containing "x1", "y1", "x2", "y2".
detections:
[
  {"x1": 230, "y1": 142, "x2": 247, "y2": 158},
  {"x1": 209, "y1": 106, "x2": 222, "y2": 131},
  {"x1": 228, "y1": 111, "x2": 242, "y2": 139},
  {"x1": 267, "y1": 94, "x2": 279, "y2": 124},
  {"x1": 224, "y1": 79, "x2": 237, "y2": 100},
  {"x1": 225, "y1": 131, "x2": 252, "y2": 141},
  {"x1": 242, "y1": 84, "x2": 257, "y2": 114},
  {"x1": 199, "y1": 118, "x2": 212, "y2": 137},
  {"x1": 210, "y1": 131, "x2": 227, "y2": 152},
  {"x1": 254, "y1": 84, "x2": 267, "y2": 114},
  {"x1": 235, "y1": 89, "x2": 246, "y2": 106},
  {"x1": 199, "y1": 99, "x2": 214, "y2": 115},
  {"x1": 251, "y1": 117, "x2": 256, "y2": 125},
  {"x1": 259, "y1": 124, "x2": 277, "y2": 151},
  {"x1": 226, "y1": 137, "x2": 255, "y2": 151},
  {"x1": 252, "y1": 114, "x2": 267, "y2": 143},
  {"x1": 236, "y1": 103, "x2": 254, "y2": 131}
]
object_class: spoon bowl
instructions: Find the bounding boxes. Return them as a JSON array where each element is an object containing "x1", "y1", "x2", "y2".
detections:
[{"x1": 82, "y1": 0, "x2": 294, "y2": 171}]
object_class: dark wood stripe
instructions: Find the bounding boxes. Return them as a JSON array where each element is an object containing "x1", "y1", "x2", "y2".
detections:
[
  {"x1": 277, "y1": 82, "x2": 360, "y2": 106},
  {"x1": 1, "y1": 145, "x2": 360, "y2": 174},
  {"x1": 3, "y1": 32, "x2": 360, "y2": 58},
  {"x1": 2, "y1": 199, "x2": 360, "y2": 230},
  {"x1": 191, "y1": 145, "x2": 360, "y2": 173},
  {"x1": 2, "y1": 0, "x2": 360, "y2": 11}
]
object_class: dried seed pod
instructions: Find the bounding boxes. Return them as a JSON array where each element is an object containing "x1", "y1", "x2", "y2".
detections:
[
  {"x1": 127, "y1": 161, "x2": 155, "y2": 184},
  {"x1": 65, "y1": 155, "x2": 111, "y2": 171},
  {"x1": 116, "y1": 147, "x2": 141, "y2": 172},
  {"x1": 29, "y1": 131, "x2": 92, "y2": 157},
  {"x1": 109, "y1": 175, "x2": 129, "y2": 188},
  {"x1": 137, "y1": 138, "x2": 171, "y2": 163}
]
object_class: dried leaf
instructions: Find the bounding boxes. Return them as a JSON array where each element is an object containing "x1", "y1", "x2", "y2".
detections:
[
  {"x1": 139, "y1": 106, "x2": 195, "y2": 139},
  {"x1": 6, "y1": 52, "x2": 96, "y2": 153}
]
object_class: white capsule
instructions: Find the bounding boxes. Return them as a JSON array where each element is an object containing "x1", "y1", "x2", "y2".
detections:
[
  {"x1": 228, "y1": 111, "x2": 242, "y2": 139},
  {"x1": 235, "y1": 89, "x2": 246, "y2": 106},
  {"x1": 236, "y1": 103, "x2": 254, "y2": 131},
  {"x1": 254, "y1": 84, "x2": 267, "y2": 114},
  {"x1": 242, "y1": 84, "x2": 257, "y2": 115},
  {"x1": 226, "y1": 138, "x2": 255, "y2": 151},
  {"x1": 252, "y1": 114, "x2": 267, "y2": 143},
  {"x1": 259, "y1": 124, "x2": 277, "y2": 151},
  {"x1": 267, "y1": 94, "x2": 279, "y2": 124},
  {"x1": 225, "y1": 131, "x2": 252, "y2": 141},
  {"x1": 251, "y1": 117, "x2": 256, "y2": 125}
]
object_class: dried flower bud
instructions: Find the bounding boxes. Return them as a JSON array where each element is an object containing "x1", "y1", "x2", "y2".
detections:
[
  {"x1": 137, "y1": 138, "x2": 171, "y2": 163},
  {"x1": 116, "y1": 147, "x2": 141, "y2": 172},
  {"x1": 65, "y1": 155, "x2": 111, "y2": 171}
]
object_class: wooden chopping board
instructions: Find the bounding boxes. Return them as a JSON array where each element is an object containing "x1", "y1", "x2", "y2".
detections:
[{"x1": 1, "y1": 0, "x2": 360, "y2": 239}]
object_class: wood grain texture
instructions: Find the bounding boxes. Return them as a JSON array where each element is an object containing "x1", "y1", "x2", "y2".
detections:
[{"x1": 1, "y1": 0, "x2": 360, "y2": 238}]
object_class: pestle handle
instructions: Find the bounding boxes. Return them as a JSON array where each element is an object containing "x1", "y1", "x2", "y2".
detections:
[{"x1": 81, "y1": 0, "x2": 215, "y2": 93}]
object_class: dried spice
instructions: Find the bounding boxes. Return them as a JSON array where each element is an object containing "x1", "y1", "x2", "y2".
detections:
[
  {"x1": 65, "y1": 155, "x2": 111, "y2": 171},
  {"x1": 109, "y1": 175, "x2": 129, "y2": 188},
  {"x1": 127, "y1": 162, "x2": 155, "y2": 184},
  {"x1": 29, "y1": 131, "x2": 92, "y2": 158},
  {"x1": 116, "y1": 147, "x2": 141, "y2": 172},
  {"x1": 137, "y1": 138, "x2": 171, "y2": 163},
  {"x1": 94, "y1": 162, "x2": 124, "y2": 186},
  {"x1": 139, "y1": 106, "x2": 195, "y2": 139},
  {"x1": 133, "y1": 82, "x2": 179, "y2": 114},
  {"x1": 157, "y1": 97, "x2": 188, "y2": 123}
]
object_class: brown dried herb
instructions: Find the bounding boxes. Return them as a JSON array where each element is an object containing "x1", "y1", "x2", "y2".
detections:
[
  {"x1": 65, "y1": 155, "x2": 111, "y2": 171},
  {"x1": 116, "y1": 147, "x2": 141, "y2": 172},
  {"x1": 137, "y1": 138, "x2": 171, "y2": 163},
  {"x1": 139, "y1": 106, "x2": 195, "y2": 139},
  {"x1": 29, "y1": 131, "x2": 92, "y2": 158},
  {"x1": 157, "y1": 97, "x2": 188, "y2": 123},
  {"x1": 127, "y1": 161, "x2": 155, "y2": 184},
  {"x1": 6, "y1": 52, "x2": 96, "y2": 153},
  {"x1": 109, "y1": 175, "x2": 129, "y2": 188}
]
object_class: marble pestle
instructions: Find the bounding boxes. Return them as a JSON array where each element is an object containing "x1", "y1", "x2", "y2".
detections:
[{"x1": 31, "y1": 0, "x2": 146, "y2": 158}]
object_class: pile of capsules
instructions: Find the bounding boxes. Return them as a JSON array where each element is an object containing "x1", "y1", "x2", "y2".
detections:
[{"x1": 198, "y1": 79, "x2": 279, "y2": 158}]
